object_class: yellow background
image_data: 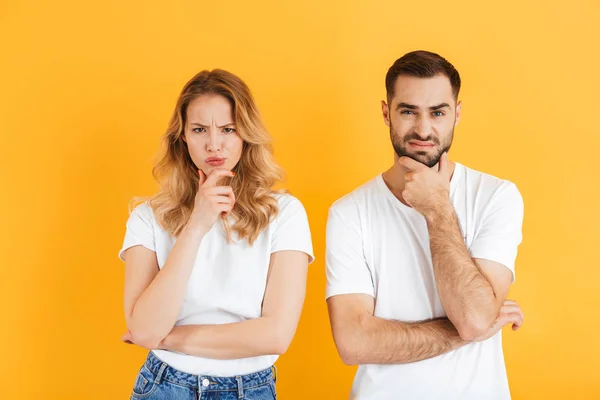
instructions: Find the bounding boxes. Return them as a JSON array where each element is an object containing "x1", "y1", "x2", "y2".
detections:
[{"x1": 1, "y1": 0, "x2": 599, "y2": 398}]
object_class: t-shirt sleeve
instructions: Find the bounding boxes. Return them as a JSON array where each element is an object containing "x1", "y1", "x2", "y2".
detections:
[
  {"x1": 118, "y1": 203, "x2": 156, "y2": 262},
  {"x1": 270, "y1": 196, "x2": 314, "y2": 264},
  {"x1": 469, "y1": 182, "x2": 524, "y2": 281},
  {"x1": 325, "y1": 200, "x2": 374, "y2": 299}
]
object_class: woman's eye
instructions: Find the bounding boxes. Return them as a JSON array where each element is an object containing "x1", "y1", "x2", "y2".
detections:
[
  {"x1": 192, "y1": 127, "x2": 206, "y2": 133},
  {"x1": 223, "y1": 127, "x2": 236, "y2": 134}
]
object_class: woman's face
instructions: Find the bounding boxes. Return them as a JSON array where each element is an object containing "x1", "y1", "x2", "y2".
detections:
[{"x1": 183, "y1": 94, "x2": 244, "y2": 177}]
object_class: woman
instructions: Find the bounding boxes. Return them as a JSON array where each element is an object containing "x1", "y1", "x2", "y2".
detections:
[{"x1": 119, "y1": 69, "x2": 313, "y2": 400}]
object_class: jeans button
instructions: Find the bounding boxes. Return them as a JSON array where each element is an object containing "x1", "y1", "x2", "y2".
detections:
[{"x1": 202, "y1": 378, "x2": 210, "y2": 387}]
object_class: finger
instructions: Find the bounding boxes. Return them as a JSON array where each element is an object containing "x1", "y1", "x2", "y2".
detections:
[
  {"x1": 216, "y1": 203, "x2": 234, "y2": 215},
  {"x1": 198, "y1": 169, "x2": 207, "y2": 185},
  {"x1": 510, "y1": 305, "x2": 524, "y2": 320},
  {"x1": 401, "y1": 189, "x2": 413, "y2": 206},
  {"x1": 503, "y1": 309, "x2": 524, "y2": 326},
  {"x1": 208, "y1": 194, "x2": 235, "y2": 208},
  {"x1": 505, "y1": 312, "x2": 524, "y2": 329},
  {"x1": 500, "y1": 301, "x2": 524, "y2": 321},
  {"x1": 405, "y1": 172, "x2": 414, "y2": 182},
  {"x1": 203, "y1": 186, "x2": 234, "y2": 197},
  {"x1": 438, "y1": 152, "x2": 450, "y2": 178},
  {"x1": 512, "y1": 323, "x2": 520, "y2": 331},
  {"x1": 398, "y1": 156, "x2": 428, "y2": 172},
  {"x1": 204, "y1": 186, "x2": 236, "y2": 205},
  {"x1": 499, "y1": 305, "x2": 522, "y2": 315},
  {"x1": 203, "y1": 169, "x2": 235, "y2": 187},
  {"x1": 228, "y1": 188, "x2": 236, "y2": 205},
  {"x1": 496, "y1": 310, "x2": 521, "y2": 326},
  {"x1": 214, "y1": 195, "x2": 235, "y2": 206},
  {"x1": 511, "y1": 320, "x2": 522, "y2": 331}
]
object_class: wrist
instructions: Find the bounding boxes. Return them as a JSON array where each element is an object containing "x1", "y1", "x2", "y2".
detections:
[
  {"x1": 181, "y1": 219, "x2": 209, "y2": 240},
  {"x1": 442, "y1": 318, "x2": 469, "y2": 350},
  {"x1": 424, "y1": 200, "x2": 455, "y2": 224},
  {"x1": 158, "y1": 328, "x2": 180, "y2": 351},
  {"x1": 157, "y1": 334, "x2": 170, "y2": 351},
  {"x1": 450, "y1": 335, "x2": 469, "y2": 350}
]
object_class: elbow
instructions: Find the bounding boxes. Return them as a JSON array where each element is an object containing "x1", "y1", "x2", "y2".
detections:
[
  {"x1": 456, "y1": 316, "x2": 491, "y2": 342},
  {"x1": 270, "y1": 340, "x2": 290, "y2": 356},
  {"x1": 333, "y1": 332, "x2": 361, "y2": 366},
  {"x1": 268, "y1": 325, "x2": 294, "y2": 356},
  {"x1": 332, "y1": 315, "x2": 370, "y2": 366},
  {"x1": 268, "y1": 334, "x2": 291, "y2": 356},
  {"x1": 339, "y1": 347, "x2": 359, "y2": 366},
  {"x1": 128, "y1": 326, "x2": 165, "y2": 350}
]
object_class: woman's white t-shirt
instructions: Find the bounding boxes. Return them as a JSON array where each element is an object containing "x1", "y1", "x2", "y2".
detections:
[{"x1": 119, "y1": 193, "x2": 314, "y2": 377}]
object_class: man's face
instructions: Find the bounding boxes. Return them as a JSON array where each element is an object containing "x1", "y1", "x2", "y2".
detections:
[{"x1": 382, "y1": 74, "x2": 461, "y2": 168}]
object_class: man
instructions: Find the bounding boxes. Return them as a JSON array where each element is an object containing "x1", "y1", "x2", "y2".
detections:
[{"x1": 326, "y1": 50, "x2": 525, "y2": 399}]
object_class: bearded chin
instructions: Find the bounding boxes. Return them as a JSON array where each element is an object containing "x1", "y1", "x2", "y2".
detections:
[{"x1": 390, "y1": 127, "x2": 454, "y2": 168}]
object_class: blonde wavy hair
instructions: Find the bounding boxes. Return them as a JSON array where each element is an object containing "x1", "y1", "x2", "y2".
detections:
[{"x1": 139, "y1": 69, "x2": 283, "y2": 244}]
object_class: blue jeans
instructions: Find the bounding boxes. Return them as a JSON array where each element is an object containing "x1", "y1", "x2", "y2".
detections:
[{"x1": 130, "y1": 352, "x2": 277, "y2": 400}]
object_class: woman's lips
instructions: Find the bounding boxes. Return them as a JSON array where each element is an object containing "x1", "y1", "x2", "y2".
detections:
[{"x1": 205, "y1": 157, "x2": 225, "y2": 167}]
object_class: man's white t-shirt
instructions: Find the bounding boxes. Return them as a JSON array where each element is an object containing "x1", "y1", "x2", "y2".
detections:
[
  {"x1": 120, "y1": 193, "x2": 314, "y2": 377},
  {"x1": 326, "y1": 163, "x2": 524, "y2": 400}
]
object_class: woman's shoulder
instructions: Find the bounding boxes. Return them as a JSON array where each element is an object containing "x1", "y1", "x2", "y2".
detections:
[
  {"x1": 129, "y1": 201, "x2": 158, "y2": 224},
  {"x1": 269, "y1": 192, "x2": 309, "y2": 227},
  {"x1": 272, "y1": 191, "x2": 305, "y2": 211}
]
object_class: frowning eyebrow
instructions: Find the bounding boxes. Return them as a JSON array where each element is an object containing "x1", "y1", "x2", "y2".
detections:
[
  {"x1": 190, "y1": 122, "x2": 235, "y2": 128},
  {"x1": 429, "y1": 103, "x2": 450, "y2": 110},
  {"x1": 396, "y1": 102, "x2": 451, "y2": 111}
]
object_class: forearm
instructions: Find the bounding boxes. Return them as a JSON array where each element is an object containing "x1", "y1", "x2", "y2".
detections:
[
  {"x1": 339, "y1": 316, "x2": 467, "y2": 365},
  {"x1": 426, "y1": 204, "x2": 497, "y2": 337},
  {"x1": 159, "y1": 317, "x2": 287, "y2": 359},
  {"x1": 129, "y1": 224, "x2": 206, "y2": 345}
]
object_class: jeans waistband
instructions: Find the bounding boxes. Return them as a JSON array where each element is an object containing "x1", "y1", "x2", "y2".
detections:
[{"x1": 144, "y1": 351, "x2": 276, "y2": 395}]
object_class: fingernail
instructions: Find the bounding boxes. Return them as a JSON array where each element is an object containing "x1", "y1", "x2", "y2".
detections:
[{"x1": 232, "y1": 172, "x2": 236, "y2": 176}]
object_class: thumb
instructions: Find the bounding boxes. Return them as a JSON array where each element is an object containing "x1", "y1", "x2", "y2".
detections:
[
  {"x1": 198, "y1": 169, "x2": 206, "y2": 185},
  {"x1": 438, "y1": 152, "x2": 450, "y2": 178}
]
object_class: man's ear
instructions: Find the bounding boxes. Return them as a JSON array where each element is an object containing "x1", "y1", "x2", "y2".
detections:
[
  {"x1": 382, "y1": 100, "x2": 390, "y2": 127},
  {"x1": 455, "y1": 100, "x2": 462, "y2": 127}
]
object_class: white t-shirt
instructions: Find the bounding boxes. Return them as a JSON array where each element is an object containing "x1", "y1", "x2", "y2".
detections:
[
  {"x1": 326, "y1": 163, "x2": 524, "y2": 400},
  {"x1": 119, "y1": 193, "x2": 314, "y2": 377}
]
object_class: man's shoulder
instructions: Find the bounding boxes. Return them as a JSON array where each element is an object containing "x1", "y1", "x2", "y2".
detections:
[
  {"x1": 458, "y1": 163, "x2": 522, "y2": 206},
  {"x1": 459, "y1": 163, "x2": 519, "y2": 192},
  {"x1": 329, "y1": 175, "x2": 381, "y2": 215}
]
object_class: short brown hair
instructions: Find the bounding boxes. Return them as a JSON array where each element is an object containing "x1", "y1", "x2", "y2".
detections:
[{"x1": 385, "y1": 50, "x2": 461, "y2": 101}]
